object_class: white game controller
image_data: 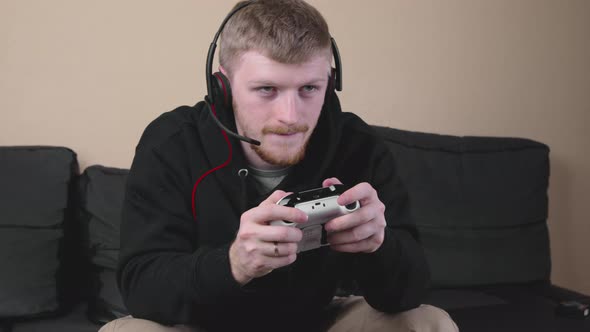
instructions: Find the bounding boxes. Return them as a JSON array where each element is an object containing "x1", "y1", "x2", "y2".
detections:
[{"x1": 270, "y1": 185, "x2": 360, "y2": 252}]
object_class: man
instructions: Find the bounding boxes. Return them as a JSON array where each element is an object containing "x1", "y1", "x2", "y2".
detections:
[{"x1": 101, "y1": 0, "x2": 458, "y2": 331}]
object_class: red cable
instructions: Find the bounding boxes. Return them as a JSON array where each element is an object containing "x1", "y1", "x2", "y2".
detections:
[{"x1": 191, "y1": 104, "x2": 233, "y2": 220}]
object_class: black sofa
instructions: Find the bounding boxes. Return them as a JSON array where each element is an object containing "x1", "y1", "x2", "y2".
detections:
[{"x1": 1, "y1": 126, "x2": 589, "y2": 332}]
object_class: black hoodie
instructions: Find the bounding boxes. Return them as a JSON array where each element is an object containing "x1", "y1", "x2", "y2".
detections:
[{"x1": 117, "y1": 94, "x2": 430, "y2": 331}]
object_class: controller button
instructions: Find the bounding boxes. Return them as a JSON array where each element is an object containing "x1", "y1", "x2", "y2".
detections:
[{"x1": 345, "y1": 202, "x2": 359, "y2": 210}]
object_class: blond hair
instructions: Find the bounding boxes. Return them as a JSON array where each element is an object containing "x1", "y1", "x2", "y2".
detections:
[{"x1": 219, "y1": 0, "x2": 332, "y2": 75}]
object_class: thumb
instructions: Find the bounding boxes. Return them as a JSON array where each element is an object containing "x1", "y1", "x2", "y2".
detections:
[
  {"x1": 260, "y1": 190, "x2": 292, "y2": 206},
  {"x1": 322, "y1": 177, "x2": 343, "y2": 187}
]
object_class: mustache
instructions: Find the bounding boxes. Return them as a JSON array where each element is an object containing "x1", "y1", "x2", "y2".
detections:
[{"x1": 262, "y1": 125, "x2": 309, "y2": 135}]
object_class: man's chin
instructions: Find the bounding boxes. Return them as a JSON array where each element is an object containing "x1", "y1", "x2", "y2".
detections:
[{"x1": 251, "y1": 145, "x2": 307, "y2": 167}]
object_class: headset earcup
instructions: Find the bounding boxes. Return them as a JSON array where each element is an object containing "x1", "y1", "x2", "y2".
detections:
[
  {"x1": 325, "y1": 67, "x2": 337, "y2": 99},
  {"x1": 211, "y1": 72, "x2": 233, "y2": 111}
]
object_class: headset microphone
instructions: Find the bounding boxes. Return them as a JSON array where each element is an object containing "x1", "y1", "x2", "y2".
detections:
[{"x1": 203, "y1": 97, "x2": 261, "y2": 146}]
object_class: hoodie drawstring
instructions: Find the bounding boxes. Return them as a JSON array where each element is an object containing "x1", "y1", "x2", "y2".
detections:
[{"x1": 238, "y1": 168, "x2": 249, "y2": 213}]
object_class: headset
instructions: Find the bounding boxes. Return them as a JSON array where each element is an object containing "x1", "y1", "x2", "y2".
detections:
[{"x1": 203, "y1": 0, "x2": 343, "y2": 146}]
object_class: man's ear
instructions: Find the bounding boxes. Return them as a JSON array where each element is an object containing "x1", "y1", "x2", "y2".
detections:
[{"x1": 219, "y1": 65, "x2": 229, "y2": 77}]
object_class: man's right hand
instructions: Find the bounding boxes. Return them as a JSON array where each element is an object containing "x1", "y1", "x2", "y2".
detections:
[{"x1": 229, "y1": 190, "x2": 307, "y2": 286}]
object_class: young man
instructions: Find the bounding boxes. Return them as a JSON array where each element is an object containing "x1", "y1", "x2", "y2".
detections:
[{"x1": 101, "y1": 1, "x2": 458, "y2": 331}]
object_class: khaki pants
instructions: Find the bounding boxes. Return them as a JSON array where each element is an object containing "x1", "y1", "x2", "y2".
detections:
[{"x1": 99, "y1": 296, "x2": 459, "y2": 332}]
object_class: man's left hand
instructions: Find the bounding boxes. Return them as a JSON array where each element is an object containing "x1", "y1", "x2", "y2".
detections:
[{"x1": 321, "y1": 178, "x2": 386, "y2": 253}]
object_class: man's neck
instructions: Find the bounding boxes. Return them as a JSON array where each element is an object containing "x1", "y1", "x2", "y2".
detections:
[{"x1": 240, "y1": 141, "x2": 284, "y2": 171}]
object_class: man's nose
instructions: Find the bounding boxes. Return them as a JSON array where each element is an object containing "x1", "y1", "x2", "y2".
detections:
[{"x1": 276, "y1": 93, "x2": 299, "y2": 125}]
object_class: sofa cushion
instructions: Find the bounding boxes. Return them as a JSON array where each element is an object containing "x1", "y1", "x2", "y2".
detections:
[
  {"x1": 78, "y1": 165, "x2": 129, "y2": 323},
  {"x1": 0, "y1": 146, "x2": 78, "y2": 318},
  {"x1": 11, "y1": 303, "x2": 99, "y2": 332},
  {"x1": 373, "y1": 127, "x2": 551, "y2": 288},
  {"x1": 433, "y1": 284, "x2": 590, "y2": 332}
]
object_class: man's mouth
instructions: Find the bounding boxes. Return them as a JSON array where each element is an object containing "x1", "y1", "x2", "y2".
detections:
[
  {"x1": 268, "y1": 132, "x2": 302, "y2": 139},
  {"x1": 263, "y1": 125, "x2": 309, "y2": 136},
  {"x1": 274, "y1": 132, "x2": 299, "y2": 136}
]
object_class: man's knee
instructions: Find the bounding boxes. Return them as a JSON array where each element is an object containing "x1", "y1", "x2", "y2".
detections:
[
  {"x1": 327, "y1": 297, "x2": 458, "y2": 332},
  {"x1": 395, "y1": 304, "x2": 459, "y2": 332},
  {"x1": 98, "y1": 316, "x2": 199, "y2": 332}
]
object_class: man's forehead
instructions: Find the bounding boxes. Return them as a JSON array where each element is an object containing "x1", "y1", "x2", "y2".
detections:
[{"x1": 232, "y1": 50, "x2": 331, "y2": 83}]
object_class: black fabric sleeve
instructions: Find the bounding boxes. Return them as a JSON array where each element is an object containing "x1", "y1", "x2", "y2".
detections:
[
  {"x1": 353, "y1": 141, "x2": 430, "y2": 313},
  {"x1": 117, "y1": 140, "x2": 246, "y2": 325}
]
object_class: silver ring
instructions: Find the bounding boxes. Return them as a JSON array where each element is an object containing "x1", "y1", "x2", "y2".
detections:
[{"x1": 274, "y1": 241, "x2": 279, "y2": 257}]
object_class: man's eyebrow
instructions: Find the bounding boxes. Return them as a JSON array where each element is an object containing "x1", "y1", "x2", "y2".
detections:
[
  {"x1": 247, "y1": 78, "x2": 328, "y2": 86},
  {"x1": 247, "y1": 80, "x2": 276, "y2": 86}
]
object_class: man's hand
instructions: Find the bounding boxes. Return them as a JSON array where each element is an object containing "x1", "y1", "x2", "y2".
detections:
[
  {"x1": 229, "y1": 190, "x2": 307, "y2": 286},
  {"x1": 322, "y1": 178, "x2": 386, "y2": 253}
]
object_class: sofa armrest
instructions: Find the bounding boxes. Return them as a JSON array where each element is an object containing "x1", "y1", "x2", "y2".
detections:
[{"x1": 544, "y1": 284, "x2": 590, "y2": 303}]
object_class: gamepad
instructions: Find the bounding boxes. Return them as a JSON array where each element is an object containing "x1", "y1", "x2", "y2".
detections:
[{"x1": 270, "y1": 184, "x2": 360, "y2": 252}]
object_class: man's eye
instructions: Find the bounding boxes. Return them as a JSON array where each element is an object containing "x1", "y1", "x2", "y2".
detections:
[
  {"x1": 301, "y1": 85, "x2": 318, "y2": 93},
  {"x1": 257, "y1": 86, "x2": 275, "y2": 94}
]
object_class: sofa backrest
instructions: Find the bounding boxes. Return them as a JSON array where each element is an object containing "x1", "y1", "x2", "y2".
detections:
[
  {"x1": 0, "y1": 148, "x2": 128, "y2": 323},
  {"x1": 373, "y1": 126, "x2": 552, "y2": 288},
  {"x1": 0, "y1": 146, "x2": 81, "y2": 319},
  {"x1": 78, "y1": 165, "x2": 129, "y2": 322}
]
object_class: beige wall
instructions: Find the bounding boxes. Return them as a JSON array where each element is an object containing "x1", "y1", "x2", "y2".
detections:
[{"x1": 1, "y1": 1, "x2": 589, "y2": 294}]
